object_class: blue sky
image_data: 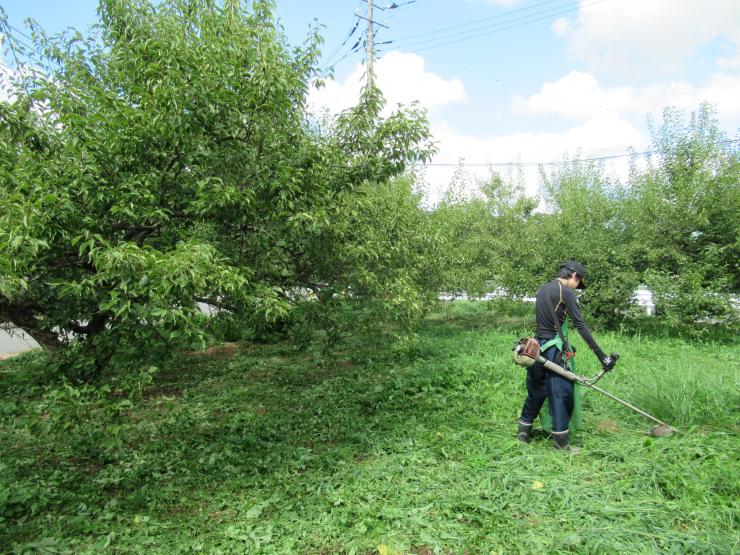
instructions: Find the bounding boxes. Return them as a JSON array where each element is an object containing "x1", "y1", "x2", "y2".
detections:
[{"x1": 2, "y1": 1, "x2": 739, "y2": 202}]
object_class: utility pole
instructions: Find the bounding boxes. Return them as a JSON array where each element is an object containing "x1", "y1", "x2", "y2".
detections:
[
  {"x1": 367, "y1": 0, "x2": 374, "y2": 88},
  {"x1": 356, "y1": 0, "x2": 387, "y2": 88}
]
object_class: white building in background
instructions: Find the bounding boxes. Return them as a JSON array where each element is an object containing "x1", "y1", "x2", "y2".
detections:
[{"x1": 632, "y1": 285, "x2": 655, "y2": 315}]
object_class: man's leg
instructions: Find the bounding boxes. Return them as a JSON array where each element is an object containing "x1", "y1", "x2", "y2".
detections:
[
  {"x1": 547, "y1": 372, "x2": 577, "y2": 450},
  {"x1": 518, "y1": 365, "x2": 547, "y2": 442}
]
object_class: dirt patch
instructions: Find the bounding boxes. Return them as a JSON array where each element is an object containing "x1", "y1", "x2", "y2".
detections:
[{"x1": 595, "y1": 419, "x2": 620, "y2": 434}]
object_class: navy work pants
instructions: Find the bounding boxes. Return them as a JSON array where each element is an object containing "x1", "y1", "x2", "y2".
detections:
[{"x1": 519, "y1": 338, "x2": 574, "y2": 433}]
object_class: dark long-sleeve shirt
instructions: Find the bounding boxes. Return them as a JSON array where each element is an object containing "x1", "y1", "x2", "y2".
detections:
[{"x1": 535, "y1": 279, "x2": 605, "y2": 359}]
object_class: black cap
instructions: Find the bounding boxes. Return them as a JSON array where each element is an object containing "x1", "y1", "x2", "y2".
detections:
[{"x1": 560, "y1": 261, "x2": 586, "y2": 289}]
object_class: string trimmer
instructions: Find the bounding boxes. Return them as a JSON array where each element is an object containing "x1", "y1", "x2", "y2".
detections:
[{"x1": 513, "y1": 338, "x2": 676, "y2": 437}]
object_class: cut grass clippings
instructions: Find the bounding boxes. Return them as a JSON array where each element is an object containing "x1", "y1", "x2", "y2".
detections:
[{"x1": 1, "y1": 301, "x2": 738, "y2": 553}]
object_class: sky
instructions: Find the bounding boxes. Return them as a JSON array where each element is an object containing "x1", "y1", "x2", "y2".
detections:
[{"x1": 2, "y1": 0, "x2": 739, "y2": 203}]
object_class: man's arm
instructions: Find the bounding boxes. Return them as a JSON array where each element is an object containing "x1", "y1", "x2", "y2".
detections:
[{"x1": 562, "y1": 288, "x2": 606, "y2": 360}]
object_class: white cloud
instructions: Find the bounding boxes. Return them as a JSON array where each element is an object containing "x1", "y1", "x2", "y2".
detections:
[
  {"x1": 307, "y1": 44, "x2": 738, "y2": 207},
  {"x1": 309, "y1": 68, "x2": 365, "y2": 115},
  {"x1": 512, "y1": 71, "x2": 634, "y2": 119},
  {"x1": 512, "y1": 70, "x2": 740, "y2": 120},
  {"x1": 422, "y1": 64, "x2": 740, "y2": 204},
  {"x1": 307, "y1": 56, "x2": 665, "y2": 205},
  {"x1": 551, "y1": 17, "x2": 569, "y2": 38},
  {"x1": 419, "y1": 114, "x2": 648, "y2": 205},
  {"x1": 717, "y1": 48, "x2": 740, "y2": 71},
  {"x1": 308, "y1": 52, "x2": 467, "y2": 115},
  {"x1": 432, "y1": 116, "x2": 644, "y2": 165},
  {"x1": 556, "y1": 0, "x2": 740, "y2": 76}
]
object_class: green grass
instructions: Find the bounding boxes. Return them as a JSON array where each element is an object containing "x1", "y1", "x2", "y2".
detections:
[{"x1": 1, "y1": 301, "x2": 738, "y2": 554}]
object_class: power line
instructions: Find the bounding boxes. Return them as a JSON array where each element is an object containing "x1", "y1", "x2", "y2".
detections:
[
  {"x1": 382, "y1": 0, "x2": 584, "y2": 48},
  {"x1": 384, "y1": 0, "x2": 564, "y2": 43},
  {"x1": 416, "y1": 139, "x2": 740, "y2": 167},
  {"x1": 325, "y1": 29, "x2": 367, "y2": 70},
  {"x1": 377, "y1": 0, "x2": 608, "y2": 54},
  {"x1": 1, "y1": 47, "x2": 46, "y2": 69},
  {"x1": 322, "y1": 9, "x2": 362, "y2": 69},
  {"x1": 2, "y1": 23, "x2": 45, "y2": 57},
  {"x1": 322, "y1": 0, "x2": 421, "y2": 73},
  {"x1": 1, "y1": 39, "x2": 46, "y2": 69},
  {"x1": 379, "y1": 0, "x2": 605, "y2": 53},
  {"x1": 0, "y1": 21, "x2": 52, "y2": 70},
  {"x1": 5, "y1": 23, "x2": 37, "y2": 44}
]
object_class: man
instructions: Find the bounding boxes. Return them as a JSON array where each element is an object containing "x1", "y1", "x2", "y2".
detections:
[{"x1": 517, "y1": 261, "x2": 617, "y2": 451}]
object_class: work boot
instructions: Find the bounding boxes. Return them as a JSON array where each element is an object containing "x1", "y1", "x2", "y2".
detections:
[
  {"x1": 552, "y1": 430, "x2": 581, "y2": 453},
  {"x1": 517, "y1": 421, "x2": 533, "y2": 443}
]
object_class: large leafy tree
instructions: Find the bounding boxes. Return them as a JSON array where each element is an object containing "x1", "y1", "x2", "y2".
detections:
[
  {"x1": 534, "y1": 162, "x2": 638, "y2": 326},
  {"x1": 432, "y1": 169, "x2": 538, "y2": 298},
  {"x1": 249, "y1": 88, "x2": 437, "y2": 339},
  {"x1": 0, "y1": 0, "x2": 435, "y2": 375},
  {"x1": 623, "y1": 105, "x2": 739, "y2": 327}
]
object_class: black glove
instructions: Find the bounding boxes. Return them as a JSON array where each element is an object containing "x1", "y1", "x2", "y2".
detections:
[{"x1": 601, "y1": 352, "x2": 619, "y2": 371}]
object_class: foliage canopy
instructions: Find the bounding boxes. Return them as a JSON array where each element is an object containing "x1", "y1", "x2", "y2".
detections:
[
  {"x1": 432, "y1": 105, "x2": 739, "y2": 336},
  {"x1": 0, "y1": 0, "x2": 437, "y2": 374}
]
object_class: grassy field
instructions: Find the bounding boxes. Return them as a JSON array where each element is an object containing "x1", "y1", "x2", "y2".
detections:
[{"x1": 1, "y1": 301, "x2": 738, "y2": 554}]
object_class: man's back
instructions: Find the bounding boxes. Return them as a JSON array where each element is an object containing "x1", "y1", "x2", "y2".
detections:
[{"x1": 534, "y1": 278, "x2": 603, "y2": 356}]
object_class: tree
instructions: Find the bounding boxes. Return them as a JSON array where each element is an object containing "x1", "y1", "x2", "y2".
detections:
[
  {"x1": 0, "y1": 0, "x2": 436, "y2": 376},
  {"x1": 535, "y1": 161, "x2": 638, "y2": 326},
  {"x1": 624, "y1": 105, "x2": 739, "y2": 328},
  {"x1": 431, "y1": 168, "x2": 538, "y2": 298},
  {"x1": 251, "y1": 88, "x2": 438, "y2": 343}
]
